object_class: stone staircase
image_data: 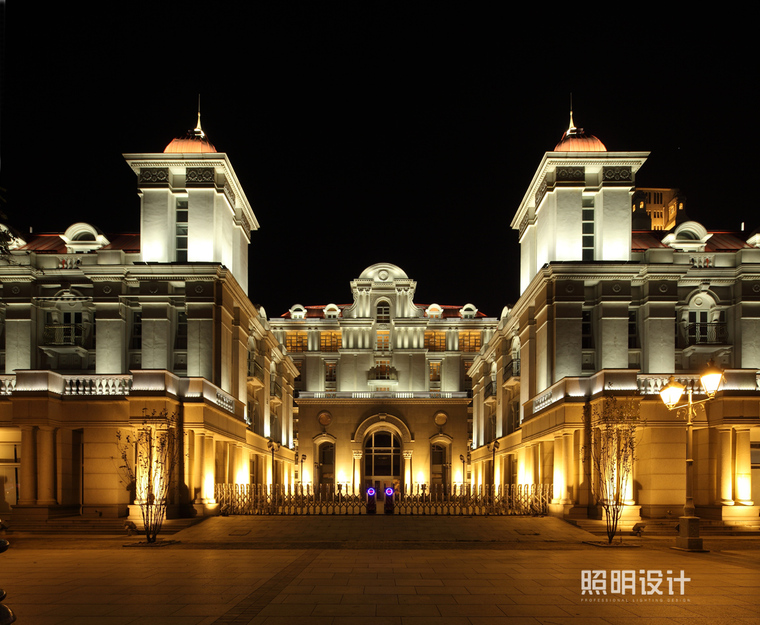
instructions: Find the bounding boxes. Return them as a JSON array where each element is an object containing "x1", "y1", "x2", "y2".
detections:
[
  {"x1": 2, "y1": 515, "x2": 205, "y2": 535},
  {"x1": 566, "y1": 517, "x2": 760, "y2": 537}
]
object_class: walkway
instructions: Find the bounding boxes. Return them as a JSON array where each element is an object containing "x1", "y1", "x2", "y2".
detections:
[{"x1": 1, "y1": 515, "x2": 759, "y2": 624}]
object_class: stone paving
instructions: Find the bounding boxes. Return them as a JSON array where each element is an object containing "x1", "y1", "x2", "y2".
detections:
[{"x1": 1, "y1": 516, "x2": 759, "y2": 624}]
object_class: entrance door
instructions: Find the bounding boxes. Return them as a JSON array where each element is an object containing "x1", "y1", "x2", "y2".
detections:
[{"x1": 364, "y1": 431, "x2": 401, "y2": 498}]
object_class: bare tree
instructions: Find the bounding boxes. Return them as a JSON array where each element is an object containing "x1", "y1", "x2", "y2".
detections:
[
  {"x1": 116, "y1": 409, "x2": 181, "y2": 543},
  {"x1": 583, "y1": 395, "x2": 640, "y2": 544}
]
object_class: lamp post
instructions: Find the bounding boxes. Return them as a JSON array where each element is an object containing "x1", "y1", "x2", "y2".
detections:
[
  {"x1": 267, "y1": 438, "x2": 280, "y2": 487},
  {"x1": 659, "y1": 360, "x2": 723, "y2": 552},
  {"x1": 459, "y1": 454, "x2": 466, "y2": 487},
  {"x1": 489, "y1": 440, "x2": 500, "y2": 486},
  {"x1": 300, "y1": 454, "x2": 306, "y2": 484}
]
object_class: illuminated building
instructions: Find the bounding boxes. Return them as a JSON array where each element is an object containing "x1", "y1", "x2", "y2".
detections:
[
  {"x1": 269, "y1": 263, "x2": 497, "y2": 493},
  {"x1": 469, "y1": 115, "x2": 760, "y2": 524},
  {"x1": 0, "y1": 117, "x2": 297, "y2": 521}
]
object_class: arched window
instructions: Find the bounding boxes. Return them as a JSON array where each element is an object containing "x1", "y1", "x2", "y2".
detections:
[
  {"x1": 430, "y1": 443, "x2": 447, "y2": 486},
  {"x1": 317, "y1": 442, "x2": 334, "y2": 486},
  {"x1": 364, "y1": 431, "x2": 401, "y2": 483},
  {"x1": 376, "y1": 301, "x2": 390, "y2": 323}
]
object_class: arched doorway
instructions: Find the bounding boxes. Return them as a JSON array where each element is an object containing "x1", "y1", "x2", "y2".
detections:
[
  {"x1": 364, "y1": 430, "x2": 401, "y2": 498},
  {"x1": 316, "y1": 441, "x2": 334, "y2": 487}
]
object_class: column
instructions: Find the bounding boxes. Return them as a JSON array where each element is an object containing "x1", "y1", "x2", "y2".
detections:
[
  {"x1": 563, "y1": 432, "x2": 574, "y2": 504},
  {"x1": 552, "y1": 434, "x2": 564, "y2": 503},
  {"x1": 353, "y1": 450, "x2": 363, "y2": 495},
  {"x1": 735, "y1": 428, "x2": 753, "y2": 505},
  {"x1": 524, "y1": 445, "x2": 535, "y2": 484},
  {"x1": 403, "y1": 450, "x2": 413, "y2": 492},
  {"x1": 193, "y1": 431, "x2": 204, "y2": 503},
  {"x1": 18, "y1": 425, "x2": 37, "y2": 505},
  {"x1": 36, "y1": 426, "x2": 57, "y2": 506},
  {"x1": 202, "y1": 434, "x2": 215, "y2": 503},
  {"x1": 718, "y1": 427, "x2": 734, "y2": 505}
]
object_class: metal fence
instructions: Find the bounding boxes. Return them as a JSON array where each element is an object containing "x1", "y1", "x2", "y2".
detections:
[{"x1": 214, "y1": 483, "x2": 552, "y2": 516}]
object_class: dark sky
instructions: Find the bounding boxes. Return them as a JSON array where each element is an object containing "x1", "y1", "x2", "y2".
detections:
[{"x1": 1, "y1": 6, "x2": 754, "y2": 319}]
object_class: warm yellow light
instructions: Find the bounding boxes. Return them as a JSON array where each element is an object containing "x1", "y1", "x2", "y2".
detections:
[
  {"x1": 337, "y1": 469, "x2": 347, "y2": 483},
  {"x1": 700, "y1": 360, "x2": 723, "y2": 397},
  {"x1": 203, "y1": 471, "x2": 215, "y2": 502},
  {"x1": 660, "y1": 376, "x2": 685, "y2": 408},
  {"x1": 302, "y1": 469, "x2": 310, "y2": 484},
  {"x1": 736, "y1": 474, "x2": 752, "y2": 502},
  {"x1": 235, "y1": 467, "x2": 248, "y2": 485},
  {"x1": 455, "y1": 470, "x2": 462, "y2": 484},
  {"x1": 416, "y1": 471, "x2": 425, "y2": 484}
]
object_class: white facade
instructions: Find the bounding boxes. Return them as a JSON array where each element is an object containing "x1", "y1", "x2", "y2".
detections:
[
  {"x1": 0, "y1": 123, "x2": 296, "y2": 521},
  {"x1": 471, "y1": 122, "x2": 760, "y2": 523},
  {"x1": 270, "y1": 263, "x2": 497, "y2": 492}
]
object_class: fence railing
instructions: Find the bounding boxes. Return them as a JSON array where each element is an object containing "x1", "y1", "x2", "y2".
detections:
[{"x1": 214, "y1": 483, "x2": 553, "y2": 516}]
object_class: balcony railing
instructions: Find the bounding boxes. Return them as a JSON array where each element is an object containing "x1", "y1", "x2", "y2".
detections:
[
  {"x1": 43, "y1": 324, "x2": 85, "y2": 347},
  {"x1": 504, "y1": 358, "x2": 520, "y2": 380},
  {"x1": 683, "y1": 322, "x2": 728, "y2": 346}
]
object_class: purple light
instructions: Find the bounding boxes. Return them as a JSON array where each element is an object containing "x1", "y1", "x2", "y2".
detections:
[
  {"x1": 385, "y1": 487, "x2": 394, "y2": 496},
  {"x1": 367, "y1": 487, "x2": 376, "y2": 496}
]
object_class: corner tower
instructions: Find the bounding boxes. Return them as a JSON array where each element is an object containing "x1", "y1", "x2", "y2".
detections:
[
  {"x1": 123, "y1": 111, "x2": 259, "y2": 294},
  {"x1": 512, "y1": 112, "x2": 649, "y2": 293}
]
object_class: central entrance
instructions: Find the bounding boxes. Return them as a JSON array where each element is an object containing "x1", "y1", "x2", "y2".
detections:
[{"x1": 364, "y1": 430, "x2": 401, "y2": 498}]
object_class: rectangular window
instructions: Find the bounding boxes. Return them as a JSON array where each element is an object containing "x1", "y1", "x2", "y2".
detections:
[
  {"x1": 429, "y1": 361, "x2": 441, "y2": 382},
  {"x1": 582, "y1": 310, "x2": 593, "y2": 349},
  {"x1": 463, "y1": 359, "x2": 473, "y2": 390},
  {"x1": 376, "y1": 303, "x2": 390, "y2": 323},
  {"x1": 320, "y1": 331, "x2": 342, "y2": 352},
  {"x1": 424, "y1": 331, "x2": 446, "y2": 352},
  {"x1": 325, "y1": 361, "x2": 337, "y2": 383},
  {"x1": 293, "y1": 360, "x2": 303, "y2": 383},
  {"x1": 628, "y1": 310, "x2": 638, "y2": 349},
  {"x1": 175, "y1": 311, "x2": 188, "y2": 349},
  {"x1": 582, "y1": 197, "x2": 594, "y2": 261},
  {"x1": 176, "y1": 199, "x2": 188, "y2": 263},
  {"x1": 376, "y1": 330, "x2": 390, "y2": 351},
  {"x1": 458, "y1": 331, "x2": 481, "y2": 352},
  {"x1": 285, "y1": 331, "x2": 308, "y2": 352},
  {"x1": 375, "y1": 360, "x2": 391, "y2": 380}
]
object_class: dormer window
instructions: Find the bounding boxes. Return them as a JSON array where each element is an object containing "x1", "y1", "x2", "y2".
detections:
[
  {"x1": 289, "y1": 304, "x2": 306, "y2": 320},
  {"x1": 425, "y1": 303, "x2": 443, "y2": 319},
  {"x1": 460, "y1": 303, "x2": 478, "y2": 319},
  {"x1": 323, "y1": 303, "x2": 340, "y2": 319},
  {"x1": 60, "y1": 223, "x2": 109, "y2": 253},
  {"x1": 662, "y1": 221, "x2": 712, "y2": 252}
]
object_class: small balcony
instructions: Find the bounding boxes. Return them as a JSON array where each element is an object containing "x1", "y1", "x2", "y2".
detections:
[
  {"x1": 484, "y1": 380, "x2": 497, "y2": 406},
  {"x1": 503, "y1": 358, "x2": 520, "y2": 385},
  {"x1": 43, "y1": 324, "x2": 85, "y2": 347},
  {"x1": 683, "y1": 322, "x2": 728, "y2": 346},
  {"x1": 247, "y1": 357, "x2": 265, "y2": 391}
]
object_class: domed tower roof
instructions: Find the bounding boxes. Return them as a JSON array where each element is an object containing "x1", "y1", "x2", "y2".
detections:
[
  {"x1": 164, "y1": 108, "x2": 217, "y2": 153},
  {"x1": 554, "y1": 110, "x2": 606, "y2": 152}
]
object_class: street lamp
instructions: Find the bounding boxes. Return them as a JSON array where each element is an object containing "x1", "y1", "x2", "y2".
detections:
[
  {"x1": 659, "y1": 360, "x2": 723, "y2": 551},
  {"x1": 489, "y1": 440, "x2": 500, "y2": 486},
  {"x1": 459, "y1": 454, "x2": 466, "y2": 486},
  {"x1": 300, "y1": 454, "x2": 306, "y2": 484}
]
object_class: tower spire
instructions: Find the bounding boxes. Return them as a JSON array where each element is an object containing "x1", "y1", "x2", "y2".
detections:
[
  {"x1": 568, "y1": 93, "x2": 576, "y2": 133},
  {"x1": 194, "y1": 94, "x2": 205, "y2": 139}
]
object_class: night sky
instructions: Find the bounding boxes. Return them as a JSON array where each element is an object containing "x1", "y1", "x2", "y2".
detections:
[{"x1": 1, "y1": 6, "x2": 754, "y2": 320}]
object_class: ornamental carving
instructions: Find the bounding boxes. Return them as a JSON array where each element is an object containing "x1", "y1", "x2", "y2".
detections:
[
  {"x1": 556, "y1": 166, "x2": 585, "y2": 181},
  {"x1": 224, "y1": 182, "x2": 236, "y2": 207},
  {"x1": 602, "y1": 166, "x2": 632, "y2": 182},
  {"x1": 186, "y1": 168, "x2": 215, "y2": 184},
  {"x1": 535, "y1": 178, "x2": 548, "y2": 208},
  {"x1": 139, "y1": 168, "x2": 169, "y2": 183}
]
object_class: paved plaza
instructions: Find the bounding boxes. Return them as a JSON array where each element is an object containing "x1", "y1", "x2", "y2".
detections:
[{"x1": 1, "y1": 516, "x2": 759, "y2": 624}]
